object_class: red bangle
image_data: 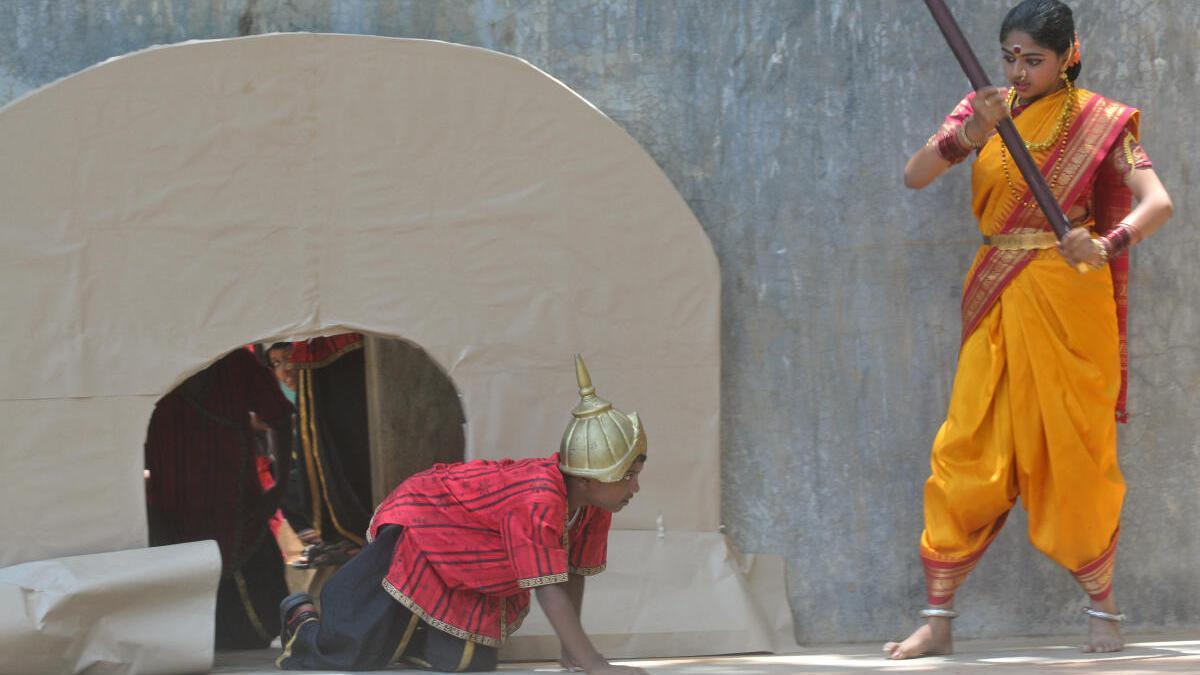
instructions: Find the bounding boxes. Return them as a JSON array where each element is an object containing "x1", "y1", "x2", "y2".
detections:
[
  {"x1": 1102, "y1": 224, "x2": 1134, "y2": 257},
  {"x1": 933, "y1": 126, "x2": 971, "y2": 164}
]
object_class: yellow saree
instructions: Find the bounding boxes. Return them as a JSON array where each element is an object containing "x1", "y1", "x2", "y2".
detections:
[{"x1": 920, "y1": 87, "x2": 1139, "y2": 604}]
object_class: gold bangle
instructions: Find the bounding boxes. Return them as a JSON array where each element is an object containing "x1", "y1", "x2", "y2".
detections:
[
  {"x1": 1090, "y1": 237, "x2": 1110, "y2": 268},
  {"x1": 956, "y1": 123, "x2": 983, "y2": 150}
]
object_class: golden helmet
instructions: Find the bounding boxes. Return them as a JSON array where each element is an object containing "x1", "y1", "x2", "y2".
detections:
[{"x1": 559, "y1": 355, "x2": 647, "y2": 483}]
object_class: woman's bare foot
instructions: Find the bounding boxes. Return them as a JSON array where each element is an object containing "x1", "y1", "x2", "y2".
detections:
[
  {"x1": 1082, "y1": 596, "x2": 1124, "y2": 653},
  {"x1": 882, "y1": 617, "x2": 953, "y2": 659},
  {"x1": 1084, "y1": 615, "x2": 1123, "y2": 653}
]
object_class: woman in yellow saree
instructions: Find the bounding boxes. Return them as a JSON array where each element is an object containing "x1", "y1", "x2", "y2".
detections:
[{"x1": 884, "y1": 0, "x2": 1173, "y2": 660}]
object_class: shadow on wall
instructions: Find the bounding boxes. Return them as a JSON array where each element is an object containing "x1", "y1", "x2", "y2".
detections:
[{"x1": 142, "y1": 332, "x2": 465, "y2": 649}]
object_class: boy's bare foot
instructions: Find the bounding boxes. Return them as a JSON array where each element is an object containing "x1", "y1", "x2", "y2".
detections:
[
  {"x1": 560, "y1": 650, "x2": 582, "y2": 671},
  {"x1": 882, "y1": 617, "x2": 953, "y2": 660}
]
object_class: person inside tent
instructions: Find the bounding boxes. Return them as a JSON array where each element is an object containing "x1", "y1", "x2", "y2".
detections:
[{"x1": 144, "y1": 348, "x2": 294, "y2": 649}]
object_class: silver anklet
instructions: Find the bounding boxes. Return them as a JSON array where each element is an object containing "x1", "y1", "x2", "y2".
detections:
[
  {"x1": 919, "y1": 608, "x2": 959, "y2": 619},
  {"x1": 1083, "y1": 607, "x2": 1125, "y2": 622}
]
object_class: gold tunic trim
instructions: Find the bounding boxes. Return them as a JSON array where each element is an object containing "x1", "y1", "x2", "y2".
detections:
[
  {"x1": 569, "y1": 564, "x2": 606, "y2": 577},
  {"x1": 382, "y1": 578, "x2": 503, "y2": 648},
  {"x1": 517, "y1": 572, "x2": 569, "y2": 588}
]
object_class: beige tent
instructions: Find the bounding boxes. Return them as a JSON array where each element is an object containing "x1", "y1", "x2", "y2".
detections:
[{"x1": 0, "y1": 34, "x2": 793, "y2": 673}]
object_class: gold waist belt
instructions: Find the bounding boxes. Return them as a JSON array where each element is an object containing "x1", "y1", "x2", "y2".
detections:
[{"x1": 982, "y1": 231, "x2": 1057, "y2": 250}]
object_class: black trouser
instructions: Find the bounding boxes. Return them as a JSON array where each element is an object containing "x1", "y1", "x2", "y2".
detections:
[{"x1": 277, "y1": 526, "x2": 498, "y2": 672}]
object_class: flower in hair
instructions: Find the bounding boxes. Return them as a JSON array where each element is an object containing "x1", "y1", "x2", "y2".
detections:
[{"x1": 1068, "y1": 33, "x2": 1082, "y2": 67}]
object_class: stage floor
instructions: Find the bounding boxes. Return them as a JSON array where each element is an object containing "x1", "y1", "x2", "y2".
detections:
[{"x1": 216, "y1": 634, "x2": 1200, "y2": 673}]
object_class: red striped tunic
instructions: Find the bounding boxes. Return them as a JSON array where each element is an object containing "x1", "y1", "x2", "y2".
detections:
[{"x1": 367, "y1": 455, "x2": 611, "y2": 646}]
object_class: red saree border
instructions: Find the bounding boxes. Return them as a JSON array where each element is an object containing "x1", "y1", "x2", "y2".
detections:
[
  {"x1": 1055, "y1": 97, "x2": 1133, "y2": 216},
  {"x1": 1071, "y1": 528, "x2": 1120, "y2": 602},
  {"x1": 1089, "y1": 100, "x2": 1139, "y2": 422},
  {"x1": 959, "y1": 246, "x2": 1037, "y2": 343},
  {"x1": 922, "y1": 548, "x2": 987, "y2": 605},
  {"x1": 1096, "y1": 174, "x2": 1133, "y2": 423},
  {"x1": 920, "y1": 514, "x2": 1008, "y2": 605}
]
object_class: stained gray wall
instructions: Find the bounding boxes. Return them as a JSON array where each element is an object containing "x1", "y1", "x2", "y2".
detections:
[{"x1": 3, "y1": 0, "x2": 1197, "y2": 645}]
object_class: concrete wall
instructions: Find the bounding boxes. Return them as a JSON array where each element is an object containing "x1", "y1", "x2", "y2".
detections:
[{"x1": 3, "y1": 0, "x2": 1197, "y2": 644}]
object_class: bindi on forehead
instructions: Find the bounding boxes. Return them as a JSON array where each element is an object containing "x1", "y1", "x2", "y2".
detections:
[{"x1": 1002, "y1": 43, "x2": 1047, "y2": 58}]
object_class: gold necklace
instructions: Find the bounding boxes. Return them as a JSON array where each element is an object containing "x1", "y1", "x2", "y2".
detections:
[
  {"x1": 998, "y1": 78, "x2": 1076, "y2": 204},
  {"x1": 1005, "y1": 78, "x2": 1074, "y2": 151}
]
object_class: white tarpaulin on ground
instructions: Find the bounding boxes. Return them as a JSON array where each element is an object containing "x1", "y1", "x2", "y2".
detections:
[
  {"x1": 0, "y1": 542, "x2": 220, "y2": 674},
  {"x1": 0, "y1": 34, "x2": 794, "y2": 673}
]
